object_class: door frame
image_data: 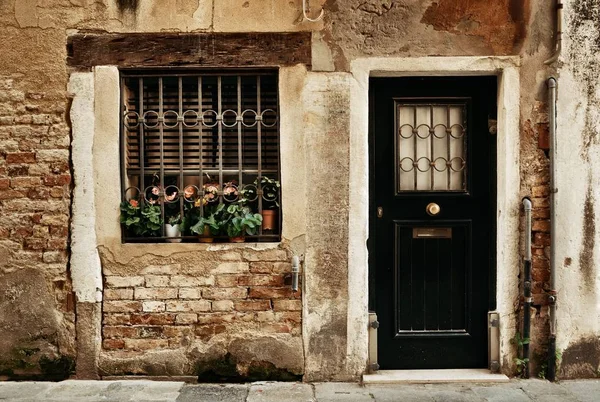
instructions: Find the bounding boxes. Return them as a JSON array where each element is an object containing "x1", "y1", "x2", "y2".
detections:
[{"x1": 347, "y1": 57, "x2": 521, "y2": 375}]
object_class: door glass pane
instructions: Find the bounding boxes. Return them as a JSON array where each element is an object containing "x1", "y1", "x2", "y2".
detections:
[{"x1": 396, "y1": 103, "x2": 467, "y2": 192}]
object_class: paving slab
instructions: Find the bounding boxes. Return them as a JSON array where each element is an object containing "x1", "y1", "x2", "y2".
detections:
[
  {"x1": 40, "y1": 380, "x2": 115, "y2": 400},
  {"x1": 129, "y1": 381, "x2": 185, "y2": 401},
  {"x1": 558, "y1": 380, "x2": 600, "y2": 402},
  {"x1": 367, "y1": 384, "x2": 435, "y2": 402},
  {"x1": 176, "y1": 384, "x2": 249, "y2": 402},
  {"x1": 425, "y1": 384, "x2": 486, "y2": 402},
  {"x1": 471, "y1": 384, "x2": 532, "y2": 402},
  {"x1": 516, "y1": 379, "x2": 580, "y2": 402},
  {"x1": 247, "y1": 382, "x2": 314, "y2": 402},
  {"x1": 314, "y1": 382, "x2": 373, "y2": 401},
  {"x1": 0, "y1": 382, "x2": 51, "y2": 400}
]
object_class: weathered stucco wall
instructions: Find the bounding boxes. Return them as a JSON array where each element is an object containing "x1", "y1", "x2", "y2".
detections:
[
  {"x1": 555, "y1": 0, "x2": 600, "y2": 380},
  {"x1": 1, "y1": 0, "x2": 593, "y2": 380}
]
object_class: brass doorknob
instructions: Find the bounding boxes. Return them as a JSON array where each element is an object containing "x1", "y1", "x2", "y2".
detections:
[{"x1": 426, "y1": 203, "x2": 441, "y2": 216}]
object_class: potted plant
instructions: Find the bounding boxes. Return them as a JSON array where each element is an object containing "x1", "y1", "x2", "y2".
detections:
[
  {"x1": 190, "y1": 204, "x2": 224, "y2": 243},
  {"x1": 257, "y1": 176, "x2": 280, "y2": 232},
  {"x1": 221, "y1": 203, "x2": 262, "y2": 243},
  {"x1": 120, "y1": 199, "x2": 162, "y2": 238},
  {"x1": 165, "y1": 213, "x2": 182, "y2": 243}
]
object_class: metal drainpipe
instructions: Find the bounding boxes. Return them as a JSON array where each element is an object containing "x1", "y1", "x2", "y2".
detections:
[
  {"x1": 522, "y1": 198, "x2": 532, "y2": 378},
  {"x1": 545, "y1": 0, "x2": 563, "y2": 65},
  {"x1": 547, "y1": 77, "x2": 558, "y2": 381}
]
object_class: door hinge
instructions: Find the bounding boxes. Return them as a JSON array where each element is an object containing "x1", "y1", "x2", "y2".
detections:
[
  {"x1": 369, "y1": 320, "x2": 380, "y2": 329},
  {"x1": 488, "y1": 119, "x2": 497, "y2": 135},
  {"x1": 377, "y1": 207, "x2": 383, "y2": 218}
]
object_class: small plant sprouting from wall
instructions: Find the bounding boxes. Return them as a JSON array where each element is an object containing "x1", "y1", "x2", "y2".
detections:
[{"x1": 513, "y1": 332, "x2": 530, "y2": 378}]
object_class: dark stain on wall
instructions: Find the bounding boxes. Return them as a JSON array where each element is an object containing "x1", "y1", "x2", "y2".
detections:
[
  {"x1": 578, "y1": 179, "x2": 595, "y2": 290},
  {"x1": 560, "y1": 336, "x2": 600, "y2": 379},
  {"x1": 117, "y1": 0, "x2": 138, "y2": 13},
  {"x1": 421, "y1": 0, "x2": 530, "y2": 54}
]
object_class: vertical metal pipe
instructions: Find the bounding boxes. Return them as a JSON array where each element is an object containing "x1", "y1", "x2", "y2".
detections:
[
  {"x1": 178, "y1": 77, "x2": 184, "y2": 221},
  {"x1": 547, "y1": 77, "x2": 558, "y2": 381},
  {"x1": 217, "y1": 76, "x2": 223, "y2": 202},
  {"x1": 237, "y1": 76, "x2": 243, "y2": 188},
  {"x1": 257, "y1": 76, "x2": 263, "y2": 236},
  {"x1": 159, "y1": 78, "x2": 165, "y2": 236},
  {"x1": 523, "y1": 198, "x2": 532, "y2": 378},
  {"x1": 198, "y1": 77, "x2": 204, "y2": 218},
  {"x1": 139, "y1": 78, "x2": 145, "y2": 204}
]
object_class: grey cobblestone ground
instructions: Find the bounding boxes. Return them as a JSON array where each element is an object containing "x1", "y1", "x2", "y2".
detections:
[{"x1": 0, "y1": 379, "x2": 598, "y2": 402}]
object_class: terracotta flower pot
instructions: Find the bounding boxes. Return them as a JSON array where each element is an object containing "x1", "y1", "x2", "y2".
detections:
[
  {"x1": 261, "y1": 209, "x2": 277, "y2": 231},
  {"x1": 198, "y1": 225, "x2": 214, "y2": 243},
  {"x1": 229, "y1": 236, "x2": 246, "y2": 243},
  {"x1": 165, "y1": 224, "x2": 182, "y2": 243}
]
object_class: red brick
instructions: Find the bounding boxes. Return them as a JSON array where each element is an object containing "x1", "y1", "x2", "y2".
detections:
[
  {"x1": 532, "y1": 256, "x2": 549, "y2": 270},
  {"x1": 234, "y1": 300, "x2": 271, "y2": 311},
  {"x1": 248, "y1": 287, "x2": 296, "y2": 299},
  {"x1": 124, "y1": 339, "x2": 169, "y2": 350},
  {"x1": 103, "y1": 314, "x2": 131, "y2": 325},
  {"x1": 103, "y1": 326, "x2": 138, "y2": 338},
  {"x1": 24, "y1": 237, "x2": 45, "y2": 250},
  {"x1": 49, "y1": 225, "x2": 68, "y2": 237},
  {"x1": 534, "y1": 233, "x2": 551, "y2": 247},
  {"x1": 103, "y1": 339, "x2": 125, "y2": 350},
  {"x1": 6, "y1": 152, "x2": 35, "y2": 164},
  {"x1": 11, "y1": 177, "x2": 41, "y2": 188},
  {"x1": 196, "y1": 313, "x2": 235, "y2": 325},
  {"x1": 264, "y1": 323, "x2": 292, "y2": 333},
  {"x1": 249, "y1": 262, "x2": 274, "y2": 274},
  {"x1": 531, "y1": 198, "x2": 549, "y2": 209},
  {"x1": 43, "y1": 174, "x2": 71, "y2": 186},
  {"x1": 0, "y1": 189, "x2": 25, "y2": 200},
  {"x1": 134, "y1": 287, "x2": 178, "y2": 300},
  {"x1": 532, "y1": 220, "x2": 550, "y2": 233},
  {"x1": 532, "y1": 208, "x2": 550, "y2": 220},
  {"x1": 194, "y1": 324, "x2": 226, "y2": 339},
  {"x1": 275, "y1": 312, "x2": 302, "y2": 323},
  {"x1": 273, "y1": 300, "x2": 302, "y2": 311},
  {"x1": 105, "y1": 288, "x2": 134, "y2": 300},
  {"x1": 532, "y1": 267, "x2": 550, "y2": 282},
  {"x1": 27, "y1": 187, "x2": 49, "y2": 199},
  {"x1": 130, "y1": 313, "x2": 176, "y2": 325},
  {"x1": 12, "y1": 227, "x2": 33, "y2": 239},
  {"x1": 0, "y1": 178, "x2": 9, "y2": 190},
  {"x1": 202, "y1": 287, "x2": 247, "y2": 300},
  {"x1": 537, "y1": 122, "x2": 549, "y2": 150},
  {"x1": 104, "y1": 301, "x2": 143, "y2": 313},
  {"x1": 531, "y1": 185, "x2": 550, "y2": 198},
  {"x1": 46, "y1": 238, "x2": 67, "y2": 250}
]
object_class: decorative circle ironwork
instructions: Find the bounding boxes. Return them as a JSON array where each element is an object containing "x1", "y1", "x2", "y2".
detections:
[
  {"x1": 163, "y1": 185, "x2": 180, "y2": 203},
  {"x1": 123, "y1": 186, "x2": 141, "y2": 202},
  {"x1": 261, "y1": 184, "x2": 279, "y2": 203},
  {"x1": 398, "y1": 156, "x2": 466, "y2": 173},
  {"x1": 399, "y1": 124, "x2": 414, "y2": 139},
  {"x1": 183, "y1": 185, "x2": 199, "y2": 203},
  {"x1": 261, "y1": 109, "x2": 278, "y2": 128},
  {"x1": 221, "y1": 110, "x2": 238, "y2": 128},
  {"x1": 143, "y1": 111, "x2": 160, "y2": 128},
  {"x1": 144, "y1": 185, "x2": 161, "y2": 204},
  {"x1": 222, "y1": 183, "x2": 240, "y2": 202},
  {"x1": 182, "y1": 110, "x2": 199, "y2": 128},
  {"x1": 124, "y1": 111, "x2": 140, "y2": 129},
  {"x1": 201, "y1": 110, "x2": 219, "y2": 128},
  {"x1": 241, "y1": 109, "x2": 259, "y2": 128},
  {"x1": 399, "y1": 157, "x2": 414, "y2": 172},
  {"x1": 416, "y1": 124, "x2": 431, "y2": 139},
  {"x1": 449, "y1": 157, "x2": 466, "y2": 172},
  {"x1": 162, "y1": 110, "x2": 179, "y2": 129},
  {"x1": 449, "y1": 124, "x2": 466, "y2": 139},
  {"x1": 240, "y1": 183, "x2": 258, "y2": 202}
]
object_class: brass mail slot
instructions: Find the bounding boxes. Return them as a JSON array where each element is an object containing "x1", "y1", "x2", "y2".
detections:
[{"x1": 413, "y1": 227, "x2": 452, "y2": 239}]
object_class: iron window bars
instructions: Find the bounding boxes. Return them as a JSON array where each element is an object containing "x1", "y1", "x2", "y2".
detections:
[{"x1": 120, "y1": 70, "x2": 281, "y2": 242}]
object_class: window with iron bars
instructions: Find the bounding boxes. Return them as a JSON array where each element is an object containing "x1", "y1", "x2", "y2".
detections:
[{"x1": 120, "y1": 70, "x2": 281, "y2": 243}]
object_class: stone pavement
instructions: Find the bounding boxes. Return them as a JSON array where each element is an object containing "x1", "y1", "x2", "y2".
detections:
[{"x1": 0, "y1": 379, "x2": 599, "y2": 402}]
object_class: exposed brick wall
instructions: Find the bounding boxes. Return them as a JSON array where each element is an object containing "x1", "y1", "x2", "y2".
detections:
[
  {"x1": 100, "y1": 247, "x2": 301, "y2": 362},
  {"x1": 0, "y1": 74, "x2": 75, "y2": 377}
]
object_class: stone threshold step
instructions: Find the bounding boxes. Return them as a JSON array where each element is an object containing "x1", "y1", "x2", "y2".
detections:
[{"x1": 363, "y1": 369, "x2": 509, "y2": 384}]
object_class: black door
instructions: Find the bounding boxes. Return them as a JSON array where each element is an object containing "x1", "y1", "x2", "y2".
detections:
[{"x1": 370, "y1": 77, "x2": 497, "y2": 369}]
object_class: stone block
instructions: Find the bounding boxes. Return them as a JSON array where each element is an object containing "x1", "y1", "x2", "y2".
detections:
[
  {"x1": 196, "y1": 313, "x2": 236, "y2": 325},
  {"x1": 124, "y1": 339, "x2": 169, "y2": 350},
  {"x1": 103, "y1": 314, "x2": 131, "y2": 325},
  {"x1": 102, "y1": 339, "x2": 125, "y2": 350},
  {"x1": 103, "y1": 326, "x2": 138, "y2": 338}
]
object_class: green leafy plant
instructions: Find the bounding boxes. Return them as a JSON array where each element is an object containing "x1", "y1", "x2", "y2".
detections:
[
  {"x1": 167, "y1": 212, "x2": 182, "y2": 226},
  {"x1": 221, "y1": 203, "x2": 262, "y2": 238},
  {"x1": 241, "y1": 176, "x2": 280, "y2": 208},
  {"x1": 512, "y1": 332, "x2": 530, "y2": 378},
  {"x1": 190, "y1": 204, "x2": 224, "y2": 236},
  {"x1": 120, "y1": 199, "x2": 162, "y2": 237}
]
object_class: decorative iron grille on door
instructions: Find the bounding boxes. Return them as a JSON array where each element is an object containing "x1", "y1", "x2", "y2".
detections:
[
  {"x1": 120, "y1": 70, "x2": 281, "y2": 242},
  {"x1": 396, "y1": 102, "x2": 467, "y2": 192}
]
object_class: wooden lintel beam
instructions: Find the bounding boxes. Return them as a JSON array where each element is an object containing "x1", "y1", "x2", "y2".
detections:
[{"x1": 67, "y1": 32, "x2": 312, "y2": 69}]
